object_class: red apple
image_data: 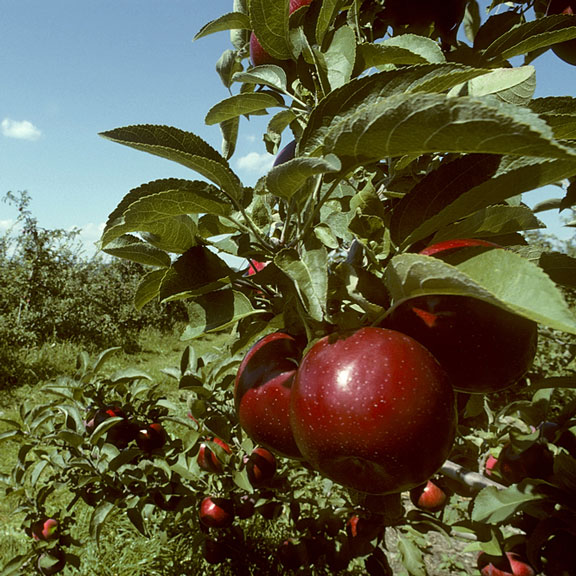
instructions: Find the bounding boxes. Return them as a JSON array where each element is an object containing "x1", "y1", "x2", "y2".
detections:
[
  {"x1": 246, "y1": 446, "x2": 277, "y2": 486},
  {"x1": 546, "y1": 1, "x2": 576, "y2": 65},
  {"x1": 384, "y1": 294, "x2": 538, "y2": 394},
  {"x1": 419, "y1": 238, "x2": 501, "y2": 257},
  {"x1": 234, "y1": 332, "x2": 302, "y2": 458},
  {"x1": 477, "y1": 551, "x2": 535, "y2": 576},
  {"x1": 202, "y1": 538, "x2": 228, "y2": 564},
  {"x1": 276, "y1": 539, "x2": 310, "y2": 570},
  {"x1": 199, "y1": 496, "x2": 235, "y2": 529},
  {"x1": 197, "y1": 437, "x2": 231, "y2": 474},
  {"x1": 31, "y1": 518, "x2": 59, "y2": 541},
  {"x1": 87, "y1": 405, "x2": 139, "y2": 448},
  {"x1": 409, "y1": 479, "x2": 448, "y2": 512},
  {"x1": 290, "y1": 327, "x2": 456, "y2": 494},
  {"x1": 136, "y1": 422, "x2": 167, "y2": 452},
  {"x1": 485, "y1": 454, "x2": 499, "y2": 477}
]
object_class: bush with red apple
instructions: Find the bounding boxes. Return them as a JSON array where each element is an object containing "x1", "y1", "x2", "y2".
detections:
[{"x1": 2, "y1": 0, "x2": 576, "y2": 574}]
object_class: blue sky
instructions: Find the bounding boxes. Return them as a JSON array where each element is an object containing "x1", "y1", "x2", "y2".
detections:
[{"x1": 1, "y1": 1, "x2": 574, "y2": 256}]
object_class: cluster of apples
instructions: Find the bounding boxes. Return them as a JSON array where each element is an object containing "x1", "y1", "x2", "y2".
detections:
[
  {"x1": 29, "y1": 518, "x2": 66, "y2": 575},
  {"x1": 85, "y1": 405, "x2": 167, "y2": 453},
  {"x1": 235, "y1": 238, "x2": 538, "y2": 497}
]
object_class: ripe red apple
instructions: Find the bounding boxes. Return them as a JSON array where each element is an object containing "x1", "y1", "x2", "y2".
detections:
[
  {"x1": 246, "y1": 260, "x2": 268, "y2": 275},
  {"x1": 249, "y1": 0, "x2": 312, "y2": 66},
  {"x1": 409, "y1": 479, "x2": 448, "y2": 512},
  {"x1": 234, "y1": 332, "x2": 302, "y2": 458},
  {"x1": 199, "y1": 496, "x2": 235, "y2": 529},
  {"x1": 136, "y1": 422, "x2": 167, "y2": 452},
  {"x1": 385, "y1": 293, "x2": 538, "y2": 394},
  {"x1": 498, "y1": 442, "x2": 554, "y2": 484},
  {"x1": 419, "y1": 238, "x2": 501, "y2": 257},
  {"x1": 36, "y1": 548, "x2": 66, "y2": 576},
  {"x1": 485, "y1": 454, "x2": 499, "y2": 477},
  {"x1": 290, "y1": 327, "x2": 456, "y2": 494},
  {"x1": 547, "y1": 1, "x2": 576, "y2": 65},
  {"x1": 276, "y1": 538, "x2": 310, "y2": 570},
  {"x1": 202, "y1": 538, "x2": 228, "y2": 564},
  {"x1": 86, "y1": 405, "x2": 139, "y2": 448},
  {"x1": 31, "y1": 518, "x2": 59, "y2": 541},
  {"x1": 477, "y1": 551, "x2": 535, "y2": 576},
  {"x1": 245, "y1": 446, "x2": 277, "y2": 487},
  {"x1": 197, "y1": 437, "x2": 231, "y2": 474},
  {"x1": 273, "y1": 139, "x2": 297, "y2": 167}
]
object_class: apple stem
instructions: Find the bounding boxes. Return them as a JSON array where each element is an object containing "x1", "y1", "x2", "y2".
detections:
[{"x1": 440, "y1": 460, "x2": 507, "y2": 492}]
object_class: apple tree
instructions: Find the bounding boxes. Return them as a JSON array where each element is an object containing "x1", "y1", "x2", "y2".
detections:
[{"x1": 2, "y1": 0, "x2": 576, "y2": 574}]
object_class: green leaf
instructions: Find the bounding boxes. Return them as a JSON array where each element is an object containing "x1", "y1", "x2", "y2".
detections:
[
  {"x1": 159, "y1": 246, "x2": 235, "y2": 302},
  {"x1": 216, "y1": 49, "x2": 244, "y2": 90},
  {"x1": 320, "y1": 25, "x2": 356, "y2": 91},
  {"x1": 90, "y1": 501, "x2": 116, "y2": 542},
  {"x1": 233, "y1": 65, "x2": 288, "y2": 92},
  {"x1": 301, "y1": 65, "x2": 498, "y2": 156},
  {"x1": 316, "y1": 0, "x2": 347, "y2": 44},
  {"x1": 266, "y1": 155, "x2": 342, "y2": 200},
  {"x1": 483, "y1": 14, "x2": 576, "y2": 61},
  {"x1": 134, "y1": 269, "x2": 167, "y2": 310},
  {"x1": 205, "y1": 92, "x2": 284, "y2": 126},
  {"x1": 463, "y1": 66, "x2": 536, "y2": 105},
  {"x1": 181, "y1": 289, "x2": 267, "y2": 339},
  {"x1": 220, "y1": 117, "x2": 239, "y2": 160},
  {"x1": 472, "y1": 484, "x2": 546, "y2": 524},
  {"x1": 359, "y1": 35, "x2": 445, "y2": 68},
  {"x1": 193, "y1": 11, "x2": 251, "y2": 40},
  {"x1": 249, "y1": 0, "x2": 292, "y2": 60},
  {"x1": 100, "y1": 125, "x2": 244, "y2": 201},
  {"x1": 101, "y1": 235, "x2": 172, "y2": 267},
  {"x1": 430, "y1": 205, "x2": 544, "y2": 243},
  {"x1": 539, "y1": 251, "x2": 576, "y2": 289},
  {"x1": 275, "y1": 237, "x2": 328, "y2": 322},
  {"x1": 320, "y1": 94, "x2": 576, "y2": 170},
  {"x1": 392, "y1": 154, "x2": 576, "y2": 248},
  {"x1": 385, "y1": 251, "x2": 576, "y2": 335},
  {"x1": 398, "y1": 533, "x2": 427, "y2": 576},
  {"x1": 530, "y1": 97, "x2": 576, "y2": 140}
]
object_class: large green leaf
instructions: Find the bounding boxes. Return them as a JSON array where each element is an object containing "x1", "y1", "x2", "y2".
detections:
[
  {"x1": 315, "y1": 0, "x2": 347, "y2": 44},
  {"x1": 483, "y1": 14, "x2": 576, "y2": 61},
  {"x1": 385, "y1": 251, "x2": 576, "y2": 334},
  {"x1": 233, "y1": 65, "x2": 288, "y2": 92},
  {"x1": 359, "y1": 35, "x2": 446, "y2": 68},
  {"x1": 462, "y1": 66, "x2": 536, "y2": 105},
  {"x1": 301, "y1": 65, "x2": 499, "y2": 156},
  {"x1": 266, "y1": 155, "x2": 342, "y2": 200},
  {"x1": 249, "y1": 0, "x2": 292, "y2": 60},
  {"x1": 100, "y1": 126, "x2": 244, "y2": 201},
  {"x1": 275, "y1": 237, "x2": 328, "y2": 322},
  {"x1": 159, "y1": 246, "x2": 236, "y2": 302},
  {"x1": 100, "y1": 235, "x2": 171, "y2": 267},
  {"x1": 205, "y1": 92, "x2": 284, "y2": 126},
  {"x1": 391, "y1": 154, "x2": 576, "y2": 248},
  {"x1": 530, "y1": 97, "x2": 576, "y2": 140},
  {"x1": 317, "y1": 25, "x2": 356, "y2": 91},
  {"x1": 317, "y1": 94, "x2": 576, "y2": 170},
  {"x1": 472, "y1": 484, "x2": 546, "y2": 524},
  {"x1": 181, "y1": 289, "x2": 267, "y2": 339},
  {"x1": 101, "y1": 180, "x2": 231, "y2": 248},
  {"x1": 193, "y1": 11, "x2": 251, "y2": 40},
  {"x1": 134, "y1": 269, "x2": 168, "y2": 310}
]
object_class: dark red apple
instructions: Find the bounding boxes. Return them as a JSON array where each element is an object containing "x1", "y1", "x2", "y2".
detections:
[
  {"x1": 202, "y1": 538, "x2": 228, "y2": 564},
  {"x1": 290, "y1": 327, "x2": 456, "y2": 494},
  {"x1": 86, "y1": 405, "x2": 139, "y2": 448},
  {"x1": 249, "y1": 0, "x2": 312, "y2": 66},
  {"x1": 197, "y1": 437, "x2": 231, "y2": 474},
  {"x1": 136, "y1": 422, "x2": 167, "y2": 452},
  {"x1": 245, "y1": 446, "x2": 277, "y2": 486},
  {"x1": 31, "y1": 518, "x2": 59, "y2": 541},
  {"x1": 234, "y1": 332, "x2": 302, "y2": 458},
  {"x1": 542, "y1": 531, "x2": 576, "y2": 576},
  {"x1": 477, "y1": 551, "x2": 535, "y2": 576},
  {"x1": 547, "y1": 1, "x2": 576, "y2": 65},
  {"x1": 276, "y1": 539, "x2": 310, "y2": 570},
  {"x1": 346, "y1": 515, "x2": 382, "y2": 557},
  {"x1": 273, "y1": 140, "x2": 297, "y2": 167},
  {"x1": 419, "y1": 238, "x2": 501, "y2": 257},
  {"x1": 409, "y1": 479, "x2": 448, "y2": 512},
  {"x1": 199, "y1": 496, "x2": 235, "y2": 529},
  {"x1": 385, "y1": 294, "x2": 538, "y2": 394}
]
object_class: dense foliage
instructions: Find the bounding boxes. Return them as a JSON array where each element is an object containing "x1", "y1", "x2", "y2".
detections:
[{"x1": 2, "y1": 1, "x2": 576, "y2": 575}]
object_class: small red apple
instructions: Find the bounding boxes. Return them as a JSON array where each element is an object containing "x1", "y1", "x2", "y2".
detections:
[
  {"x1": 273, "y1": 140, "x2": 297, "y2": 167},
  {"x1": 197, "y1": 437, "x2": 231, "y2": 474},
  {"x1": 485, "y1": 454, "x2": 499, "y2": 477},
  {"x1": 477, "y1": 551, "x2": 535, "y2": 576},
  {"x1": 136, "y1": 422, "x2": 167, "y2": 452},
  {"x1": 199, "y1": 496, "x2": 235, "y2": 529},
  {"x1": 419, "y1": 238, "x2": 501, "y2": 257},
  {"x1": 290, "y1": 327, "x2": 456, "y2": 494},
  {"x1": 31, "y1": 518, "x2": 59, "y2": 541},
  {"x1": 234, "y1": 332, "x2": 302, "y2": 458},
  {"x1": 246, "y1": 446, "x2": 277, "y2": 487},
  {"x1": 409, "y1": 479, "x2": 448, "y2": 512}
]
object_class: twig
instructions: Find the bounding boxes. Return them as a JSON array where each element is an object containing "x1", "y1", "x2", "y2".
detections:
[{"x1": 440, "y1": 460, "x2": 507, "y2": 493}]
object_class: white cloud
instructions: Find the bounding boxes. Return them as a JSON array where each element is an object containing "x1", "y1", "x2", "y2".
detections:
[
  {"x1": 2, "y1": 118, "x2": 42, "y2": 141},
  {"x1": 235, "y1": 151, "x2": 274, "y2": 175},
  {"x1": 76, "y1": 222, "x2": 105, "y2": 255}
]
